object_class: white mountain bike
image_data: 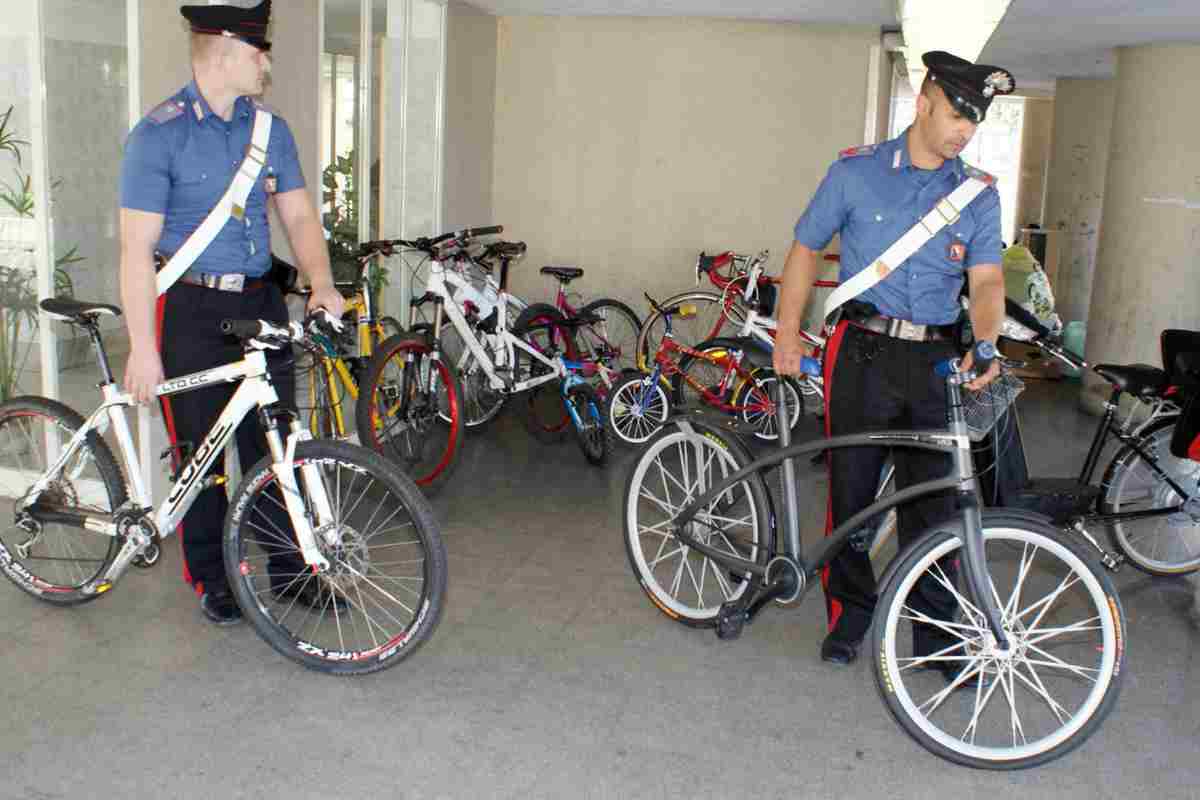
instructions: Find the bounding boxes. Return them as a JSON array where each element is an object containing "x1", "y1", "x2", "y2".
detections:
[{"x1": 0, "y1": 298, "x2": 446, "y2": 675}]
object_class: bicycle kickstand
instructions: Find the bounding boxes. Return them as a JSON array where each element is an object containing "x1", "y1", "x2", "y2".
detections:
[{"x1": 1067, "y1": 518, "x2": 1125, "y2": 572}]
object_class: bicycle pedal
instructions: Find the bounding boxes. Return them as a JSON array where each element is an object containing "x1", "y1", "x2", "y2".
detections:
[
  {"x1": 132, "y1": 542, "x2": 161, "y2": 569},
  {"x1": 715, "y1": 602, "x2": 748, "y2": 641}
]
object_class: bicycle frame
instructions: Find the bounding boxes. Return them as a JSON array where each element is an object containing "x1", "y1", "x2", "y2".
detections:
[
  {"x1": 668, "y1": 377, "x2": 1012, "y2": 649},
  {"x1": 649, "y1": 337, "x2": 768, "y2": 415},
  {"x1": 427, "y1": 259, "x2": 564, "y2": 395},
  {"x1": 17, "y1": 340, "x2": 334, "y2": 592}
]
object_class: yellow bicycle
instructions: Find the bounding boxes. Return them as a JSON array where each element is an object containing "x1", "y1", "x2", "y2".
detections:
[{"x1": 291, "y1": 241, "x2": 403, "y2": 440}]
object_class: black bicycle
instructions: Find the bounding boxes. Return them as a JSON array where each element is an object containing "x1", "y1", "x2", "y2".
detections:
[
  {"x1": 976, "y1": 303, "x2": 1200, "y2": 576},
  {"x1": 622, "y1": 345, "x2": 1125, "y2": 768}
]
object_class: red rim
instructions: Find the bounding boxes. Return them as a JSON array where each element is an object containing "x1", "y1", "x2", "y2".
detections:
[{"x1": 367, "y1": 340, "x2": 461, "y2": 486}]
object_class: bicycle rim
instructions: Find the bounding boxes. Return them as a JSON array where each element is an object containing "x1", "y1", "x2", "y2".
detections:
[
  {"x1": 226, "y1": 444, "x2": 445, "y2": 674},
  {"x1": 1106, "y1": 425, "x2": 1200, "y2": 574},
  {"x1": 623, "y1": 425, "x2": 768, "y2": 624}
]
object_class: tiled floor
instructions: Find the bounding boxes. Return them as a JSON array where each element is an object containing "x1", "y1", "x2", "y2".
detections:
[{"x1": 1, "y1": 370, "x2": 1197, "y2": 799}]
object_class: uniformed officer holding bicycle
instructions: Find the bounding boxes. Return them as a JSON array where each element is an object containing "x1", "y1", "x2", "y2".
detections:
[
  {"x1": 773, "y1": 51, "x2": 1014, "y2": 680},
  {"x1": 119, "y1": 0, "x2": 346, "y2": 625}
]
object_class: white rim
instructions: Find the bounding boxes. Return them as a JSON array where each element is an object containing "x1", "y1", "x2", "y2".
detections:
[
  {"x1": 1110, "y1": 427, "x2": 1200, "y2": 572},
  {"x1": 880, "y1": 527, "x2": 1119, "y2": 762},
  {"x1": 624, "y1": 428, "x2": 762, "y2": 619},
  {"x1": 610, "y1": 380, "x2": 670, "y2": 444}
]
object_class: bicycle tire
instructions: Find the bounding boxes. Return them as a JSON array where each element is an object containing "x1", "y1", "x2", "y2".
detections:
[
  {"x1": 355, "y1": 334, "x2": 464, "y2": 494},
  {"x1": 577, "y1": 298, "x2": 642, "y2": 374},
  {"x1": 1099, "y1": 415, "x2": 1200, "y2": 575},
  {"x1": 622, "y1": 419, "x2": 772, "y2": 626},
  {"x1": 606, "y1": 370, "x2": 673, "y2": 446},
  {"x1": 224, "y1": 439, "x2": 447, "y2": 675},
  {"x1": 0, "y1": 396, "x2": 127, "y2": 605},
  {"x1": 635, "y1": 290, "x2": 746, "y2": 372},
  {"x1": 873, "y1": 510, "x2": 1125, "y2": 769},
  {"x1": 513, "y1": 303, "x2": 577, "y2": 444},
  {"x1": 433, "y1": 318, "x2": 509, "y2": 431},
  {"x1": 566, "y1": 382, "x2": 610, "y2": 465}
]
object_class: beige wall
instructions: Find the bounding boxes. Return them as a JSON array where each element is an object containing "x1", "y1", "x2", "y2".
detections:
[
  {"x1": 137, "y1": 0, "x2": 322, "y2": 262},
  {"x1": 1042, "y1": 78, "x2": 1116, "y2": 324},
  {"x1": 1014, "y1": 97, "x2": 1053, "y2": 234},
  {"x1": 492, "y1": 16, "x2": 877, "y2": 311},
  {"x1": 1084, "y1": 44, "x2": 1200, "y2": 408},
  {"x1": 443, "y1": 1, "x2": 497, "y2": 232}
]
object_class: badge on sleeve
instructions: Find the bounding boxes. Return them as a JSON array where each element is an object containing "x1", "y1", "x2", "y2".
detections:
[{"x1": 948, "y1": 242, "x2": 967, "y2": 262}]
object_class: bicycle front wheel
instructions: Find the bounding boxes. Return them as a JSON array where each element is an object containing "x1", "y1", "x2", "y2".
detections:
[
  {"x1": 873, "y1": 511, "x2": 1124, "y2": 769},
  {"x1": 356, "y1": 334, "x2": 464, "y2": 494},
  {"x1": 623, "y1": 420, "x2": 771, "y2": 626},
  {"x1": 606, "y1": 370, "x2": 672, "y2": 446},
  {"x1": 566, "y1": 382, "x2": 610, "y2": 465},
  {"x1": 0, "y1": 397, "x2": 128, "y2": 604},
  {"x1": 1100, "y1": 417, "x2": 1200, "y2": 575},
  {"x1": 224, "y1": 439, "x2": 447, "y2": 675}
]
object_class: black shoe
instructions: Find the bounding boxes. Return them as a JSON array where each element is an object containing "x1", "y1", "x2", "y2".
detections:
[
  {"x1": 820, "y1": 634, "x2": 861, "y2": 666},
  {"x1": 200, "y1": 590, "x2": 243, "y2": 626},
  {"x1": 272, "y1": 579, "x2": 349, "y2": 612}
]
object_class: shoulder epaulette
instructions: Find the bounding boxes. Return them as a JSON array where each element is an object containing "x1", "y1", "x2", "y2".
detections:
[
  {"x1": 963, "y1": 163, "x2": 996, "y2": 185},
  {"x1": 838, "y1": 144, "x2": 876, "y2": 159},
  {"x1": 147, "y1": 99, "x2": 186, "y2": 125}
]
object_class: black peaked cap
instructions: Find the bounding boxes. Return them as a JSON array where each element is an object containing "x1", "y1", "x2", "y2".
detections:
[
  {"x1": 922, "y1": 50, "x2": 1015, "y2": 124},
  {"x1": 181, "y1": 0, "x2": 272, "y2": 52}
]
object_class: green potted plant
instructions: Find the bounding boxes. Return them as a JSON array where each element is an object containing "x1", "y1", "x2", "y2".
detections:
[{"x1": 0, "y1": 104, "x2": 82, "y2": 401}]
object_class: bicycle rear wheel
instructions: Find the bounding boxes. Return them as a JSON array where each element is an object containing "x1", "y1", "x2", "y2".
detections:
[
  {"x1": 513, "y1": 304, "x2": 577, "y2": 444},
  {"x1": 873, "y1": 510, "x2": 1124, "y2": 769},
  {"x1": 0, "y1": 397, "x2": 127, "y2": 604},
  {"x1": 636, "y1": 290, "x2": 745, "y2": 371},
  {"x1": 1100, "y1": 417, "x2": 1200, "y2": 575},
  {"x1": 622, "y1": 420, "x2": 771, "y2": 626},
  {"x1": 356, "y1": 334, "x2": 464, "y2": 494},
  {"x1": 224, "y1": 439, "x2": 446, "y2": 675}
]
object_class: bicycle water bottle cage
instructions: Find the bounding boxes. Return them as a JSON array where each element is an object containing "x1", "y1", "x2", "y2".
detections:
[{"x1": 160, "y1": 441, "x2": 195, "y2": 481}]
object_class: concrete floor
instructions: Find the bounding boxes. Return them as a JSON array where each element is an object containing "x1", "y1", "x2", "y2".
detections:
[{"x1": 2, "y1": 365, "x2": 1198, "y2": 799}]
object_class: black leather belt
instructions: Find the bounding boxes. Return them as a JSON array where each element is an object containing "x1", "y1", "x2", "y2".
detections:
[{"x1": 843, "y1": 301, "x2": 957, "y2": 343}]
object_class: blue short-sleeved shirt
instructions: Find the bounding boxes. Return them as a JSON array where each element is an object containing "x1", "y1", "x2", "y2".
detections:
[
  {"x1": 793, "y1": 130, "x2": 1003, "y2": 325},
  {"x1": 119, "y1": 81, "x2": 305, "y2": 277}
]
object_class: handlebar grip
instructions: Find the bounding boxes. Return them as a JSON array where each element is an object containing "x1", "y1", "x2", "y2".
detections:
[
  {"x1": 465, "y1": 225, "x2": 503, "y2": 238},
  {"x1": 221, "y1": 319, "x2": 262, "y2": 339},
  {"x1": 934, "y1": 358, "x2": 960, "y2": 379},
  {"x1": 1003, "y1": 297, "x2": 1051, "y2": 339},
  {"x1": 973, "y1": 339, "x2": 997, "y2": 375}
]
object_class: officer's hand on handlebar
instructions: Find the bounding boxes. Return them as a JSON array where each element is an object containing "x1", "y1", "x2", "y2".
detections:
[
  {"x1": 961, "y1": 341, "x2": 1001, "y2": 391},
  {"x1": 772, "y1": 330, "x2": 813, "y2": 377},
  {"x1": 307, "y1": 282, "x2": 346, "y2": 320}
]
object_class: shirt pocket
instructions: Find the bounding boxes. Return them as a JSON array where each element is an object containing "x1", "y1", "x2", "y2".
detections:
[
  {"x1": 847, "y1": 204, "x2": 907, "y2": 256},
  {"x1": 171, "y1": 164, "x2": 222, "y2": 211}
]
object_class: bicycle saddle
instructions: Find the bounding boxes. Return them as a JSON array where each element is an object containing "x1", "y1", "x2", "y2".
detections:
[
  {"x1": 540, "y1": 266, "x2": 583, "y2": 282},
  {"x1": 1093, "y1": 363, "x2": 1169, "y2": 398},
  {"x1": 40, "y1": 298, "x2": 122, "y2": 322}
]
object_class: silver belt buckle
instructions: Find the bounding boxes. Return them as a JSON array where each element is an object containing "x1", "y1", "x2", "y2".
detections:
[
  {"x1": 218, "y1": 274, "x2": 246, "y2": 293},
  {"x1": 890, "y1": 319, "x2": 926, "y2": 341}
]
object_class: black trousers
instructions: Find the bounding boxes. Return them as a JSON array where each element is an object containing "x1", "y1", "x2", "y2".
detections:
[
  {"x1": 157, "y1": 282, "x2": 296, "y2": 595},
  {"x1": 822, "y1": 321, "x2": 960, "y2": 652}
]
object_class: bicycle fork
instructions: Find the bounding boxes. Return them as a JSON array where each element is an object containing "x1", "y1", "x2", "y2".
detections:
[{"x1": 264, "y1": 417, "x2": 332, "y2": 572}]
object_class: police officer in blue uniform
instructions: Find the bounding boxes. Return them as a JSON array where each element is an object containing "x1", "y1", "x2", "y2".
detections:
[
  {"x1": 773, "y1": 52, "x2": 1014, "y2": 676},
  {"x1": 118, "y1": 0, "x2": 346, "y2": 625}
]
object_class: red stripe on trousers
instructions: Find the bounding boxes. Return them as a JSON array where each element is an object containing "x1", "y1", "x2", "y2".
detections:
[
  {"x1": 156, "y1": 293, "x2": 200, "y2": 595},
  {"x1": 820, "y1": 319, "x2": 850, "y2": 632}
]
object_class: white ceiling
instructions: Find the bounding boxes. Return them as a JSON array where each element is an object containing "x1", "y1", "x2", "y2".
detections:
[
  {"x1": 325, "y1": 0, "x2": 1200, "y2": 85},
  {"x1": 980, "y1": 0, "x2": 1200, "y2": 84}
]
